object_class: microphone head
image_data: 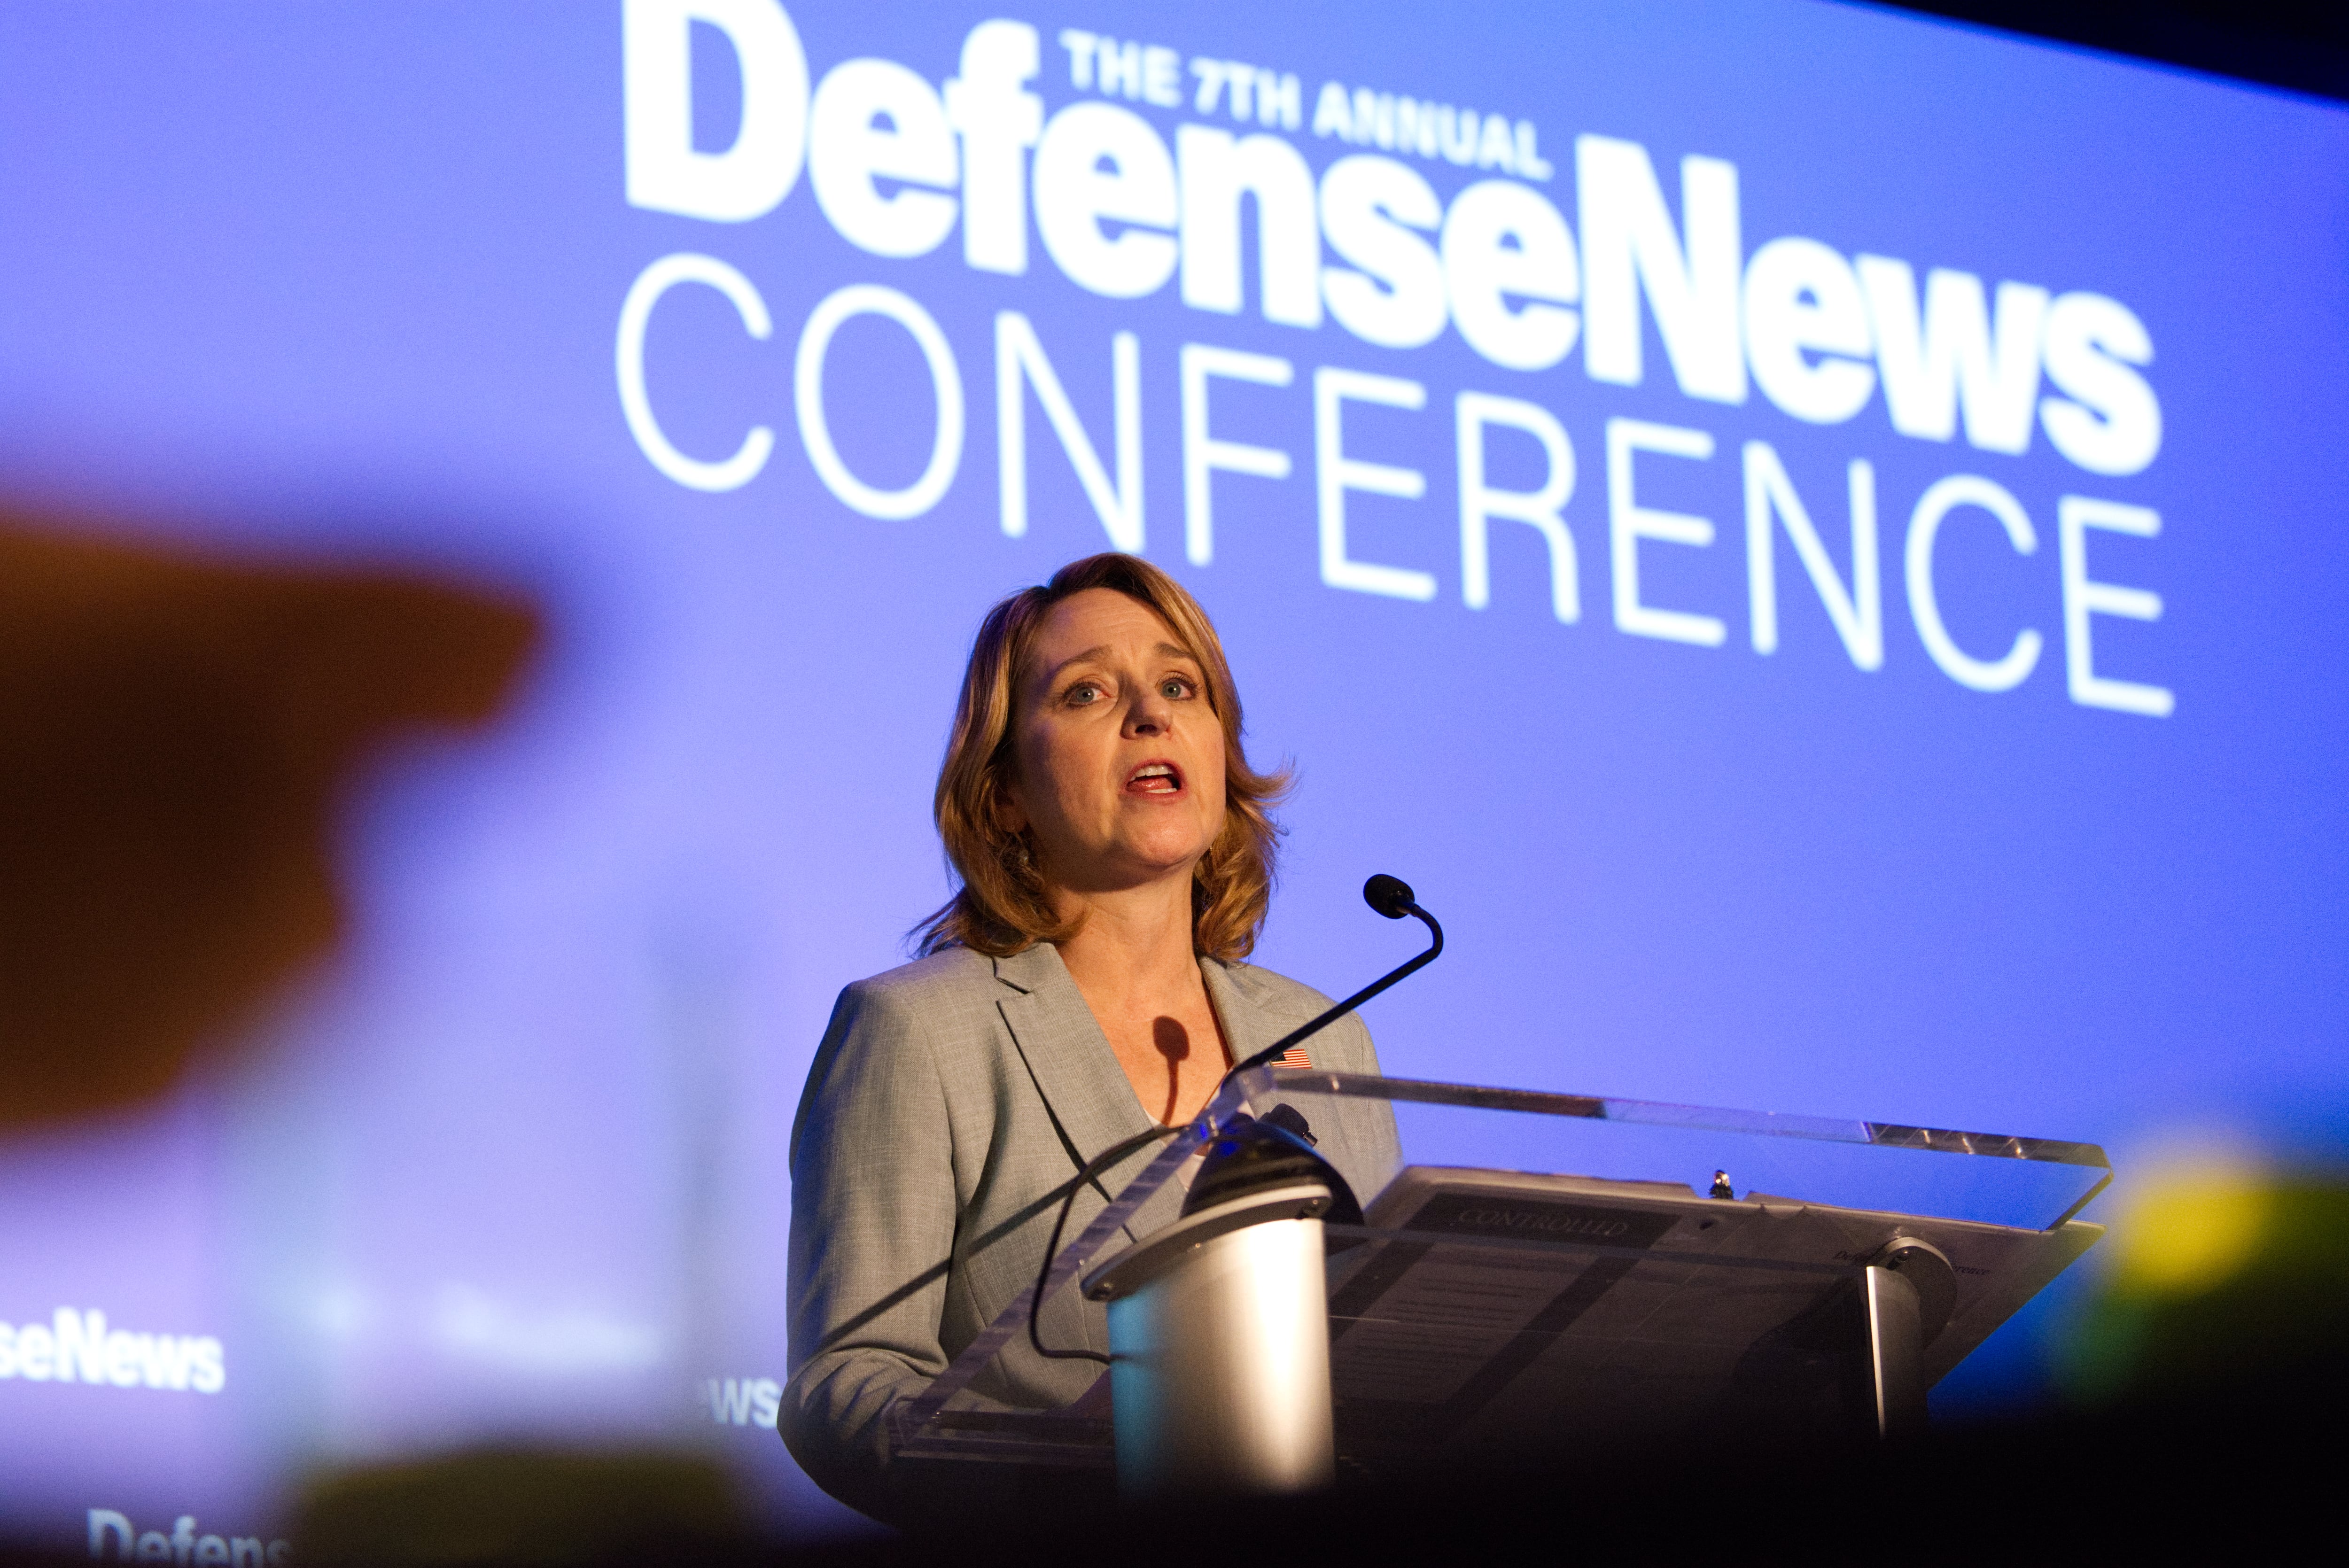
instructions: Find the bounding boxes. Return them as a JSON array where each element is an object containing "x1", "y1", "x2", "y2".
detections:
[{"x1": 1363, "y1": 874, "x2": 1415, "y2": 919}]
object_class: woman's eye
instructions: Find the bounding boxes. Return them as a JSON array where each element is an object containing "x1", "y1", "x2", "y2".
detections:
[
  {"x1": 1161, "y1": 678, "x2": 1191, "y2": 699},
  {"x1": 1066, "y1": 682, "x2": 1101, "y2": 705}
]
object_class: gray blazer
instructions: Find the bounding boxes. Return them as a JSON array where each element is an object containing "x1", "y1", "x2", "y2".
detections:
[{"x1": 782, "y1": 942, "x2": 1398, "y2": 1515}]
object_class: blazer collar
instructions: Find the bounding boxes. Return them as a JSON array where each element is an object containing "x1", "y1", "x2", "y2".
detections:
[
  {"x1": 995, "y1": 948, "x2": 1288, "y2": 1059},
  {"x1": 990, "y1": 948, "x2": 1298, "y2": 1174},
  {"x1": 1199, "y1": 958, "x2": 1288, "y2": 1071},
  {"x1": 992, "y1": 945, "x2": 1154, "y2": 1168},
  {"x1": 991, "y1": 947, "x2": 1307, "y2": 1139}
]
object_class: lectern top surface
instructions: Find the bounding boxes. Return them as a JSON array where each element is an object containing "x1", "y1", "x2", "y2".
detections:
[{"x1": 888, "y1": 1071, "x2": 2111, "y2": 1474}]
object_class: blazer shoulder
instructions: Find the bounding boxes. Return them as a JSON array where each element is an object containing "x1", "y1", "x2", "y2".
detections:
[
  {"x1": 842, "y1": 946, "x2": 998, "y2": 1009},
  {"x1": 819, "y1": 947, "x2": 1004, "y2": 1054},
  {"x1": 794, "y1": 949, "x2": 1001, "y2": 1158},
  {"x1": 1218, "y1": 958, "x2": 1339, "y2": 1019},
  {"x1": 841, "y1": 943, "x2": 1015, "y2": 1018}
]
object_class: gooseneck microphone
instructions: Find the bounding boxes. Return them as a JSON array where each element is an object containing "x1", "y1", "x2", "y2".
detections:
[
  {"x1": 1029, "y1": 873, "x2": 1446, "y2": 1364},
  {"x1": 1227, "y1": 874, "x2": 1445, "y2": 1078}
]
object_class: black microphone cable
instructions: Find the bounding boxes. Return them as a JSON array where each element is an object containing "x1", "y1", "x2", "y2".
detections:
[{"x1": 1027, "y1": 1124, "x2": 1182, "y2": 1364}]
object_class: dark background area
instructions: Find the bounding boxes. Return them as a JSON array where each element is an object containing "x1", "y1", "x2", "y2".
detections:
[{"x1": 1872, "y1": 0, "x2": 2349, "y2": 101}]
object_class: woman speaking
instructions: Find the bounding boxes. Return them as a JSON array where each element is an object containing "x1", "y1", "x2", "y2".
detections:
[{"x1": 782, "y1": 554, "x2": 1398, "y2": 1516}]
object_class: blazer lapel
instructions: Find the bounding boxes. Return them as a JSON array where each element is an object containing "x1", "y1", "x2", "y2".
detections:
[
  {"x1": 994, "y1": 945, "x2": 1155, "y2": 1175},
  {"x1": 1202, "y1": 958, "x2": 1304, "y2": 1069}
]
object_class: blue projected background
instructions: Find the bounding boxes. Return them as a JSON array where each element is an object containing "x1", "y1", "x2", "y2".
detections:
[{"x1": 2, "y1": 0, "x2": 2346, "y2": 1547}]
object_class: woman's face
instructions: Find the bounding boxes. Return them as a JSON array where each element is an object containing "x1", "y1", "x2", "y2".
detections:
[{"x1": 1003, "y1": 589, "x2": 1229, "y2": 896}]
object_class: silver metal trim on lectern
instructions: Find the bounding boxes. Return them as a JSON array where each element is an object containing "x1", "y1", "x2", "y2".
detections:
[
  {"x1": 1084, "y1": 1182, "x2": 1337, "y2": 1497},
  {"x1": 1865, "y1": 1237, "x2": 1956, "y2": 1439}
]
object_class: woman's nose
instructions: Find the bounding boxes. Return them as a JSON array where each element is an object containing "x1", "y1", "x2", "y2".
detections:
[{"x1": 1126, "y1": 685, "x2": 1171, "y2": 734}]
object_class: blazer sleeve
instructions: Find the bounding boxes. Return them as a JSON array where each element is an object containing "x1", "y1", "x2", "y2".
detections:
[{"x1": 782, "y1": 978, "x2": 958, "y2": 1517}]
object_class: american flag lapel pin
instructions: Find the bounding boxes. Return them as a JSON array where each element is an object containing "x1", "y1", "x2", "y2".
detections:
[{"x1": 1274, "y1": 1046, "x2": 1312, "y2": 1069}]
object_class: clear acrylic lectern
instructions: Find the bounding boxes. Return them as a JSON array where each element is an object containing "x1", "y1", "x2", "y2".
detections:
[{"x1": 888, "y1": 1069, "x2": 2109, "y2": 1492}]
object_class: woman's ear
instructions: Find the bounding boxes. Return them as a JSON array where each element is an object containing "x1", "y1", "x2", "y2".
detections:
[{"x1": 992, "y1": 774, "x2": 1028, "y2": 835}]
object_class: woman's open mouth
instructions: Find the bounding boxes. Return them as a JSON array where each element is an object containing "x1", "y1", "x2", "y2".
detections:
[{"x1": 1125, "y1": 761, "x2": 1183, "y2": 795}]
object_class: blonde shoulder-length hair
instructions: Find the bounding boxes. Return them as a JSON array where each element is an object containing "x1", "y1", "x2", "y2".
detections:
[{"x1": 912, "y1": 554, "x2": 1290, "y2": 962}]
